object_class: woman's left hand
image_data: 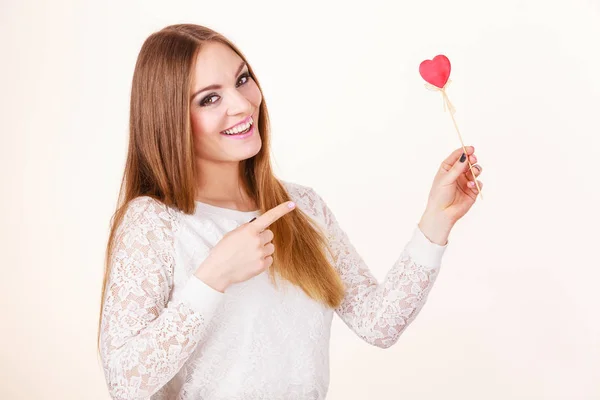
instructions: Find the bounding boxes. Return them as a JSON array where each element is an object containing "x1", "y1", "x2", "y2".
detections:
[{"x1": 424, "y1": 145, "x2": 483, "y2": 225}]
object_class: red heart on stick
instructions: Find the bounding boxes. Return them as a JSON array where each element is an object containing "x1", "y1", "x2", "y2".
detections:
[{"x1": 419, "y1": 55, "x2": 451, "y2": 88}]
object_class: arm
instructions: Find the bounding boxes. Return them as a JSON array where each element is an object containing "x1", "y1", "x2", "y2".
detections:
[
  {"x1": 310, "y1": 188, "x2": 448, "y2": 349},
  {"x1": 99, "y1": 197, "x2": 225, "y2": 399}
]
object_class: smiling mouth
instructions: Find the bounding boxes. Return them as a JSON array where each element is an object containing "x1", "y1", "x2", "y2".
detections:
[{"x1": 221, "y1": 116, "x2": 254, "y2": 135}]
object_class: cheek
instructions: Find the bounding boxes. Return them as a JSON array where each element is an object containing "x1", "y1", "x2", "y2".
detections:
[
  {"x1": 190, "y1": 109, "x2": 219, "y2": 139},
  {"x1": 190, "y1": 112, "x2": 203, "y2": 144},
  {"x1": 247, "y1": 82, "x2": 262, "y2": 107}
]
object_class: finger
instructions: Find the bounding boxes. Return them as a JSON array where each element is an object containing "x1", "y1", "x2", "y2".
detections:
[
  {"x1": 259, "y1": 229, "x2": 274, "y2": 245},
  {"x1": 264, "y1": 256, "x2": 274, "y2": 267},
  {"x1": 440, "y1": 145, "x2": 475, "y2": 171},
  {"x1": 444, "y1": 150, "x2": 474, "y2": 184},
  {"x1": 468, "y1": 179, "x2": 483, "y2": 193},
  {"x1": 252, "y1": 201, "x2": 296, "y2": 231},
  {"x1": 464, "y1": 163, "x2": 482, "y2": 181},
  {"x1": 263, "y1": 243, "x2": 275, "y2": 257}
]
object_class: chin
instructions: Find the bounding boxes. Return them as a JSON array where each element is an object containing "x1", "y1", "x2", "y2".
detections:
[{"x1": 246, "y1": 141, "x2": 262, "y2": 159}]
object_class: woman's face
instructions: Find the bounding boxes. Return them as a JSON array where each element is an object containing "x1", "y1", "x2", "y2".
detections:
[{"x1": 189, "y1": 41, "x2": 263, "y2": 163}]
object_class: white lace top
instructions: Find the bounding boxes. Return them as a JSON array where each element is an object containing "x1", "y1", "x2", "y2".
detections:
[{"x1": 99, "y1": 180, "x2": 448, "y2": 399}]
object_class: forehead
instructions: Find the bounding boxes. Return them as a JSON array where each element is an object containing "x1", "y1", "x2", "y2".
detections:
[{"x1": 192, "y1": 41, "x2": 243, "y2": 84}]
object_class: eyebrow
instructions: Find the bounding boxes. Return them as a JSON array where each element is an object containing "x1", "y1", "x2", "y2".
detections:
[{"x1": 190, "y1": 61, "x2": 247, "y2": 101}]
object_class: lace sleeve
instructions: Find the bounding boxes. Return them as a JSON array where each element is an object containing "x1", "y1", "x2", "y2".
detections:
[
  {"x1": 310, "y1": 188, "x2": 448, "y2": 349},
  {"x1": 99, "y1": 196, "x2": 225, "y2": 400}
]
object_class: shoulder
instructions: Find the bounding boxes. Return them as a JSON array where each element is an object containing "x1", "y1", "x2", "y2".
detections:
[
  {"x1": 117, "y1": 196, "x2": 180, "y2": 238},
  {"x1": 280, "y1": 179, "x2": 319, "y2": 200},
  {"x1": 279, "y1": 179, "x2": 328, "y2": 220}
]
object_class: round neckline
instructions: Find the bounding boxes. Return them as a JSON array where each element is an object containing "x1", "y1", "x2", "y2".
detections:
[{"x1": 194, "y1": 199, "x2": 261, "y2": 220}]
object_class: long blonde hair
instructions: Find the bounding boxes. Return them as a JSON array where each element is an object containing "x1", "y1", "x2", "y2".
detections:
[{"x1": 97, "y1": 24, "x2": 345, "y2": 351}]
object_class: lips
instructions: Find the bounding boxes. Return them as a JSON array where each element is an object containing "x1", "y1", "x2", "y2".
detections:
[{"x1": 222, "y1": 115, "x2": 252, "y2": 133}]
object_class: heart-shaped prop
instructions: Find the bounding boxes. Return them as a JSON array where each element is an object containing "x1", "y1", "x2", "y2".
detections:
[
  {"x1": 419, "y1": 55, "x2": 451, "y2": 89},
  {"x1": 419, "y1": 54, "x2": 483, "y2": 199}
]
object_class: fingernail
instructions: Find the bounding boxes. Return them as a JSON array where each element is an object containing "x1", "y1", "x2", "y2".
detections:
[
  {"x1": 288, "y1": 202, "x2": 296, "y2": 209},
  {"x1": 460, "y1": 153, "x2": 466, "y2": 163}
]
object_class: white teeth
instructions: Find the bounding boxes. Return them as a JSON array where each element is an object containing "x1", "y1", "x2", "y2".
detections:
[{"x1": 223, "y1": 117, "x2": 253, "y2": 135}]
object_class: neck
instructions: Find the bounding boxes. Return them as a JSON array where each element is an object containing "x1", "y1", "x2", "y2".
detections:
[{"x1": 194, "y1": 159, "x2": 256, "y2": 210}]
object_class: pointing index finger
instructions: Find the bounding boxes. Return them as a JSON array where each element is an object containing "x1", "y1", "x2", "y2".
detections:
[{"x1": 251, "y1": 201, "x2": 296, "y2": 231}]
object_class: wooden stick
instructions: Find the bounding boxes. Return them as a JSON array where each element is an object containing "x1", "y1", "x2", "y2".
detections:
[{"x1": 441, "y1": 89, "x2": 483, "y2": 200}]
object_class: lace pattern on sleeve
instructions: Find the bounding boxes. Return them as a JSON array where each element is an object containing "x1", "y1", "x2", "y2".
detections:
[
  {"x1": 307, "y1": 187, "x2": 442, "y2": 349},
  {"x1": 100, "y1": 197, "x2": 210, "y2": 399}
]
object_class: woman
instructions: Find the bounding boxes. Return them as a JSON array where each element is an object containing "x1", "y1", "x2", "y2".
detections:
[{"x1": 97, "y1": 23, "x2": 483, "y2": 400}]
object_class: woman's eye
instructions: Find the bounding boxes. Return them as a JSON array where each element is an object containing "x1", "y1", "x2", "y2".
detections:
[
  {"x1": 237, "y1": 72, "x2": 251, "y2": 87},
  {"x1": 200, "y1": 94, "x2": 219, "y2": 106},
  {"x1": 199, "y1": 73, "x2": 251, "y2": 106}
]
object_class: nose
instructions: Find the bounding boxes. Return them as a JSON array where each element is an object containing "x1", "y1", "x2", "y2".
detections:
[{"x1": 226, "y1": 89, "x2": 253, "y2": 117}]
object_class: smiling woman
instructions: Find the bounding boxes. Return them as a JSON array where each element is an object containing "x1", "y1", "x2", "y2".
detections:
[
  {"x1": 97, "y1": 23, "x2": 450, "y2": 400},
  {"x1": 189, "y1": 43, "x2": 262, "y2": 147}
]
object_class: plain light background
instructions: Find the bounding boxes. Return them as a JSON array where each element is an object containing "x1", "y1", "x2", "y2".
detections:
[{"x1": 1, "y1": 0, "x2": 599, "y2": 398}]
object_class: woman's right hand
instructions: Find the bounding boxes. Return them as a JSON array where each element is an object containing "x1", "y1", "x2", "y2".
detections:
[{"x1": 194, "y1": 201, "x2": 297, "y2": 292}]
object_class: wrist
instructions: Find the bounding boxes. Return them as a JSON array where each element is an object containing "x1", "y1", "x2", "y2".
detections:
[
  {"x1": 418, "y1": 210, "x2": 454, "y2": 246},
  {"x1": 195, "y1": 263, "x2": 229, "y2": 293}
]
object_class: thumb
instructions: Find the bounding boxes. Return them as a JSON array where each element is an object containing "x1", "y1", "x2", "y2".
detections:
[{"x1": 445, "y1": 152, "x2": 469, "y2": 183}]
